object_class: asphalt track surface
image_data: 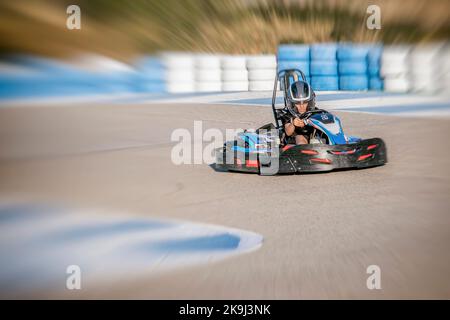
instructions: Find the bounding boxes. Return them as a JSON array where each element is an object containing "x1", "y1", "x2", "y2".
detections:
[{"x1": 0, "y1": 100, "x2": 449, "y2": 299}]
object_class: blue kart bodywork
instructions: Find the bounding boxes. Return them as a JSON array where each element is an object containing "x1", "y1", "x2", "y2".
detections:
[{"x1": 231, "y1": 111, "x2": 361, "y2": 154}]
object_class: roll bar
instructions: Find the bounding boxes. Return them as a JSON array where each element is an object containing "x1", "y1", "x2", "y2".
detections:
[{"x1": 271, "y1": 68, "x2": 308, "y2": 129}]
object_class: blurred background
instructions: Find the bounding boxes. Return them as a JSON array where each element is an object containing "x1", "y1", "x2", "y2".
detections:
[
  {"x1": 0, "y1": 0, "x2": 449, "y2": 98},
  {"x1": 1, "y1": 0, "x2": 449, "y2": 57}
]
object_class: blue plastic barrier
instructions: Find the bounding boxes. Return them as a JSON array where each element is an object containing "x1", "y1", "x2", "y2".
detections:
[
  {"x1": 0, "y1": 55, "x2": 139, "y2": 99},
  {"x1": 277, "y1": 44, "x2": 310, "y2": 60},
  {"x1": 336, "y1": 44, "x2": 372, "y2": 91},
  {"x1": 369, "y1": 77, "x2": 384, "y2": 90},
  {"x1": 133, "y1": 56, "x2": 166, "y2": 93},
  {"x1": 311, "y1": 76, "x2": 339, "y2": 91},
  {"x1": 368, "y1": 64, "x2": 381, "y2": 77},
  {"x1": 337, "y1": 44, "x2": 370, "y2": 60},
  {"x1": 310, "y1": 43, "x2": 338, "y2": 60},
  {"x1": 277, "y1": 60, "x2": 310, "y2": 76},
  {"x1": 0, "y1": 54, "x2": 171, "y2": 99},
  {"x1": 368, "y1": 44, "x2": 383, "y2": 66},
  {"x1": 310, "y1": 61, "x2": 338, "y2": 76},
  {"x1": 339, "y1": 75, "x2": 369, "y2": 91},
  {"x1": 367, "y1": 44, "x2": 383, "y2": 90},
  {"x1": 338, "y1": 61, "x2": 368, "y2": 75},
  {"x1": 278, "y1": 42, "x2": 385, "y2": 92}
]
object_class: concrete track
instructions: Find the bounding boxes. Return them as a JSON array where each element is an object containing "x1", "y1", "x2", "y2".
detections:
[{"x1": 0, "y1": 102, "x2": 449, "y2": 298}]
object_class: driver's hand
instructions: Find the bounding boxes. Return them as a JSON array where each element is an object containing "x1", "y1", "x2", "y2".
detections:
[{"x1": 292, "y1": 117, "x2": 305, "y2": 128}]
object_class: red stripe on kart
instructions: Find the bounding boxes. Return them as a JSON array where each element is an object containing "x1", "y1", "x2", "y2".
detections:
[
  {"x1": 330, "y1": 149, "x2": 356, "y2": 155},
  {"x1": 301, "y1": 149, "x2": 319, "y2": 155},
  {"x1": 357, "y1": 154, "x2": 373, "y2": 161},
  {"x1": 310, "y1": 158, "x2": 332, "y2": 164},
  {"x1": 282, "y1": 145, "x2": 295, "y2": 151},
  {"x1": 246, "y1": 159, "x2": 259, "y2": 168},
  {"x1": 367, "y1": 144, "x2": 378, "y2": 150}
]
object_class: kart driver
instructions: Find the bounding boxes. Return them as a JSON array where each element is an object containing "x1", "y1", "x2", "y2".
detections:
[{"x1": 283, "y1": 80, "x2": 316, "y2": 145}]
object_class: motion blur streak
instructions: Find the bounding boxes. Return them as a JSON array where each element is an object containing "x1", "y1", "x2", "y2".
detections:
[{"x1": 0, "y1": 0, "x2": 449, "y2": 59}]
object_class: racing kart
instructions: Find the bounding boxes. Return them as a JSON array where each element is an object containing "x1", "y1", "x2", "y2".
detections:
[{"x1": 215, "y1": 69, "x2": 387, "y2": 175}]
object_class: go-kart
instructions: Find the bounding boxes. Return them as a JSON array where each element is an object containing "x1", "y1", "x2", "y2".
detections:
[{"x1": 215, "y1": 69, "x2": 387, "y2": 175}]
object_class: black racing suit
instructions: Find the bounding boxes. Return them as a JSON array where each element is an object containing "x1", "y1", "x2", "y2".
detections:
[{"x1": 280, "y1": 111, "x2": 313, "y2": 144}]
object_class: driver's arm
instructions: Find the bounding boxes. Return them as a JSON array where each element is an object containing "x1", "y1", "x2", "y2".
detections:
[
  {"x1": 284, "y1": 117, "x2": 305, "y2": 136},
  {"x1": 284, "y1": 121, "x2": 295, "y2": 136}
]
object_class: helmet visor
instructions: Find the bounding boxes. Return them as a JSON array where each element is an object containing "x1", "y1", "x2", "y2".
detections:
[{"x1": 289, "y1": 81, "x2": 311, "y2": 103}]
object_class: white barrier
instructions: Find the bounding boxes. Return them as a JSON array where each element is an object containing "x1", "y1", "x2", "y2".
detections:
[
  {"x1": 381, "y1": 45, "x2": 411, "y2": 93},
  {"x1": 246, "y1": 55, "x2": 276, "y2": 91},
  {"x1": 248, "y1": 69, "x2": 276, "y2": 81},
  {"x1": 222, "y1": 69, "x2": 248, "y2": 81},
  {"x1": 161, "y1": 52, "x2": 195, "y2": 93},
  {"x1": 441, "y1": 46, "x2": 450, "y2": 93},
  {"x1": 221, "y1": 56, "x2": 247, "y2": 69},
  {"x1": 195, "y1": 54, "x2": 222, "y2": 92},
  {"x1": 409, "y1": 44, "x2": 444, "y2": 93},
  {"x1": 380, "y1": 43, "x2": 449, "y2": 94},
  {"x1": 246, "y1": 55, "x2": 277, "y2": 69},
  {"x1": 249, "y1": 81, "x2": 274, "y2": 91},
  {"x1": 221, "y1": 55, "x2": 248, "y2": 92},
  {"x1": 222, "y1": 81, "x2": 249, "y2": 91}
]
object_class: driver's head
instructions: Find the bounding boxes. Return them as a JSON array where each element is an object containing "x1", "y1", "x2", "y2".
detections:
[
  {"x1": 294, "y1": 102, "x2": 308, "y2": 114},
  {"x1": 288, "y1": 80, "x2": 312, "y2": 115}
]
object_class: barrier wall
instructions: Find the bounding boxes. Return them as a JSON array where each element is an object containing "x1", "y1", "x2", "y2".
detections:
[
  {"x1": 221, "y1": 56, "x2": 248, "y2": 92},
  {"x1": 159, "y1": 43, "x2": 449, "y2": 93},
  {"x1": 1, "y1": 42, "x2": 449, "y2": 99},
  {"x1": 338, "y1": 43, "x2": 369, "y2": 91}
]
